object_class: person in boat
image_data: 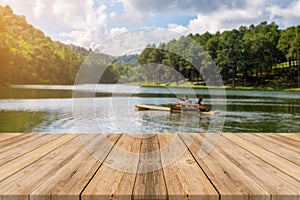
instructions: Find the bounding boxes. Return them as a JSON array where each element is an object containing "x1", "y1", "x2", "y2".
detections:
[
  {"x1": 177, "y1": 95, "x2": 194, "y2": 109},
  {"x1": 177, "y1": 95, "x2": 193, "y2": 109},
  {"x1": 178, "y1": 95, "x2": 192, "y2": 103},
  {"x1": 197, "y1": 97, "x2": 210, "y2": 112}
]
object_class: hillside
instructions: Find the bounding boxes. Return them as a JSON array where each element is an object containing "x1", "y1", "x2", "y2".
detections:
[
  {"x1": 1, "y1": 5, "x2": 299, "y2": 88},
  {"x1": 0, "y1": 5, "x2": 85, "y2": 85},
  {"x1": 0, "y1": 5, "x2": 135, "y2": 85},
  {"x1": 138, "y1": 22, "x2": 300, "y2": 88}
]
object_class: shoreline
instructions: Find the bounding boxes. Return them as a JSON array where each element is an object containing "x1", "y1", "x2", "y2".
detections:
[
  {"x1": 140, "y1": 82, "x2": 300, "y2": 91},
  {"x1": 1, "y1": 83, "x2": 300, "y2": 91}
]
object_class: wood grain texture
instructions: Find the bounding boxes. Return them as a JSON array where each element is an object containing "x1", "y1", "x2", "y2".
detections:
[
  {"x1": 0, "y1": 134, "x2": 75, "y2": 182},
  {"x1": 0, "y1": 133, "x2": 22, "y2": 142},
  {"x1": 0, "y1": 133, "x2": 299, "y2": 200},
  {"x1": 0, "y1": 136, "x2": 80, "y2": 200},
  {"x1": 238, "y1": 133, "x2": 300, "y2": 165},
  {"x1": 30, "y1": 134, "x2": 121, "y2": 200},
  {"x1": 0, "y1": 134, "x2": 60, "y2": 166},
  {"x1": 82, "y1": 134, "x2": 142, "y2": 200},
  {"x1": 218, "y1": 135, "x2": 300, "y2": 199},
  {"x1": 180, "y1": 134, "x2": 270, "y2": 200},
  {"x1": 132, "y1": 134, "x2": 168, "y2": 200},
  {"x1": 280, "y1": 133, "x2": 300, "y2": 142},
  {"x1": 223, "y1": 134, "x2": 300, "y2": 182},
  {"x1": 158, "y1": 134, "x2": 218, "y2": 200}
]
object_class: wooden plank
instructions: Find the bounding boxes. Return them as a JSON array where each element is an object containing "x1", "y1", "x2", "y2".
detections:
[
  {"x1": 82, "y1": 134, "x2": 142, "y2": 200},
  {"x1": 223, "y1": 134, "x2": 300, "y2": 182},
  {"x1": 0, "y1": 134, "x2": 76, "y2": 182},
  {"x1": 132, "y1": 134, "x2": 168, "y2": 200},
  {"x1": 0, "y1": 136, "x2": 83, "y2": 200},
  {"x1": 0, "y1": 134, "x2": 44, "y2": 154},
  {"x1": 261, "y1": 134, "x2": 300, "y2": 153},
  {"x1": 0, "y1": 133, "x2": 300, "y2": 200},
  {"x1": 136, "y1": 104, "x2": 170, "y2": 112},
  {"x1": 218, "y1": 134, "x2": 300, "y2": 199},
  {"x1": 136, "y1": 104, "x2": 218, "y2": 115},
  {"x1": 180, "y1": 134, "x2": 270, "y2": 200},
  {"x1": 158, "y1": 134, "x2": 218, "y2": 200},
  {"x1": 0, "y1": 134, "x2": 60, "y2": 166},
  {"x1": 237, "y1": 134, "x2": 300, "y2": 165},
  {"x1": 0, "y1": 134, "x2": 35, "y2": 149},
  {"x1": 279, "y1": 133, "x2": 300, "y2": 143},
  {"x1": 168, "y1": 103, "x2": 218, "y2": 115},
  {"x1": 30, "y1": 134, "x2": 121, "y2": 200},
  {"x1": 268, "y1": 133, "x2": 300, "y2": 150},
  {"x1": 0, "y1": 133, "x2": 22, "y2": 142}
]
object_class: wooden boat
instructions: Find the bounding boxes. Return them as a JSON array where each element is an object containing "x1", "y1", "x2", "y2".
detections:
[
  {"x1": 135, "y1": 104, "x2": 170, "y2": 112},
  {"x1": 169, "y1": 103, "x2": 218, "y2": 115},
  {"x1": 135, "y1": 104, "x2": 218, "y2": 115}
]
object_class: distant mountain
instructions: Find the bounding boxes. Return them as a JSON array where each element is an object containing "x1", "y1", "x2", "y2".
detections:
[
  {"x1": 116, "y1": 54, "x2": 140, "y2": 67},
  {"x1": 68, "y1": 44, "x2": 140, "y2": 67}
]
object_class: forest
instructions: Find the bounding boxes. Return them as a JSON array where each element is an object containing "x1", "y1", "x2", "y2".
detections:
[
  {"x1": 0, "y1": 5, "x2": 82, "y2": 84},
  {"x1": 0, "y1": 5, "x2": 300, "y2": 88},
  {"x1": 0, "y1": 5, "x2": 131, "y2": 85},
  {"x1": 138, "y1": 22, "x2": 300, "y2": 88}
]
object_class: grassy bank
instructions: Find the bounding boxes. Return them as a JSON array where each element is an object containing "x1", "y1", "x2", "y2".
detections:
[{"x1": 140, "y1": 82, "x2": 300, "y2": 91}]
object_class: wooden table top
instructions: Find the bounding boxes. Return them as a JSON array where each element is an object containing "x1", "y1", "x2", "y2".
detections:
[{"x1": 0, "y1": 133, "x2": 299, "y2": 200}]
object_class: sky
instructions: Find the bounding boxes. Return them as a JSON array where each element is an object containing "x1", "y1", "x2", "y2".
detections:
[{"x1": 1, "y1": 0, "x2": 300, "y2": 49}]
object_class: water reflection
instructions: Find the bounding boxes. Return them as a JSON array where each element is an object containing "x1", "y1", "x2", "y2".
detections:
[
  {"x1": 0, "y1": 110, "x2": 75, "y2": 133},
  {"x1": 0, "y1": 85, "x2": 299, "y2": 133}
]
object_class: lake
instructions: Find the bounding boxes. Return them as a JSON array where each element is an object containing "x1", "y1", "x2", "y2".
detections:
[{"x1": 0, "y1": 84, "x2": 299, "y2": 133}]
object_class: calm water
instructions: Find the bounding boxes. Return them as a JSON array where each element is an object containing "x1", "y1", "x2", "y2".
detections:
[{"x1": 0, "y1": 84, "x2": 299, "y2": 133}]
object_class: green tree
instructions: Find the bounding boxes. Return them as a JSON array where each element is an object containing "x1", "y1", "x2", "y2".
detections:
[
  {"x1": 216, "y1": 29, "x2": 244, "y2": 87},
  {"x1": 243, "y1": 22, "x2": 282, "y2": 86}
]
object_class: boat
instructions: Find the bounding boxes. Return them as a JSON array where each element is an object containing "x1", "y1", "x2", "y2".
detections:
[
  {"x1": 135, "y1": 104, "x2": 170, "y2": 112},
  {"x1": 135, "y1": 103, "x2": 218, "y2": 115},
  {"x1": 168, "y1": 103, "x2": 218, "y2": 115}
]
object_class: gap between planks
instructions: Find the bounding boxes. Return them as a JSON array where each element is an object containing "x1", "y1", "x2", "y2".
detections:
[{"x1": 0, "y1": 133, "x2": 300, "y2": 200}]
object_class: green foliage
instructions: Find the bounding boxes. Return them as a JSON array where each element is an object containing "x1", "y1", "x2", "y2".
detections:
[
  {"x1": 0, "y1": 5, "x2": 132, "y2": 85},
  {"x1": 0, "y1": 5, "x2": 84, "y2": 85},
  {"x1": 1, "y1": 5, "x2": 299, "y2": 88},
  {"x1": 277, "y1": 26, "x2": 300, "y2": 59},
  {"x1": 138, "y1": 21, "x2": 300, "y2": 88}
]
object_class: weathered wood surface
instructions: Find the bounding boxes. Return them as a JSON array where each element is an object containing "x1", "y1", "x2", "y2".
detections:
[{"x1": 0, "y1": 133, "x2": 299, "y2": 200}]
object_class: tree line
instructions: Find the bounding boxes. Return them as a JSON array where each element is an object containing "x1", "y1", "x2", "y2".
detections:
[
  {"x1": 138, "y1": 22, "x2": 300, "y2": 88},
  {"x1": 0, "y1": 5, "x2": 84, "y2": 84},
  {"x1": 1, "y1": 5, "x2": 300, "y2": 88},
  {"x1": 0, "y1": 5, "x2": 130, "y2": 85}
]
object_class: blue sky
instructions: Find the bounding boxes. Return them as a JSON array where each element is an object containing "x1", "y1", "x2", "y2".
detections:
[{"x1": 1, "y1": 0, "x2": 300, "y2": 48}]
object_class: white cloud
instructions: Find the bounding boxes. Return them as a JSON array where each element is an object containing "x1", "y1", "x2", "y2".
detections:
[
  {"x1": 110, "y1": 0, "x2": 299, "y2": 35},
  {"x1": 60, "y1": 28, "x2": 108, "y2": 49},
  {"x1": 118, "y1": 0, "x2": 249, "y2": 14},
  {"x1": 110, "y1": 0, "x2": 149, "y2": 24},
  {"x1": 112, "y1": 0, "x2": 252, "y2": 25},
  {"x1": 167, "y1": 23, "x2": 188, "y2": 35},
  {"x1": 0, "y1": 0, "x2": 109, "y2": 48},
  {"x1": 1, "y1": 0, "x2": 300, "y2": 49},
  {"x1": 267, "y1": 0, "x2": 300, "y2": 27},
  {"x1": 188, "y1": 15, "x2": 223, "y2": 34},
  {"x1": 33, "y1": 0, "x2": 46, "y2": 19},
  {"x1": 187, "y1": 6, "x2": 264, "y2": 34},
  {"x1": 184, "y1": 0, "x2": 291, "y2": 34},
  {"x1": 97, "y1": 28, "x2": 182, "y2": 56},
  {"x1": 110, "y1": 27, "x2": 128, "y2": 36},
  {"x1": 110, "y1": 12, "x2": 117, "y2": 18}
]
